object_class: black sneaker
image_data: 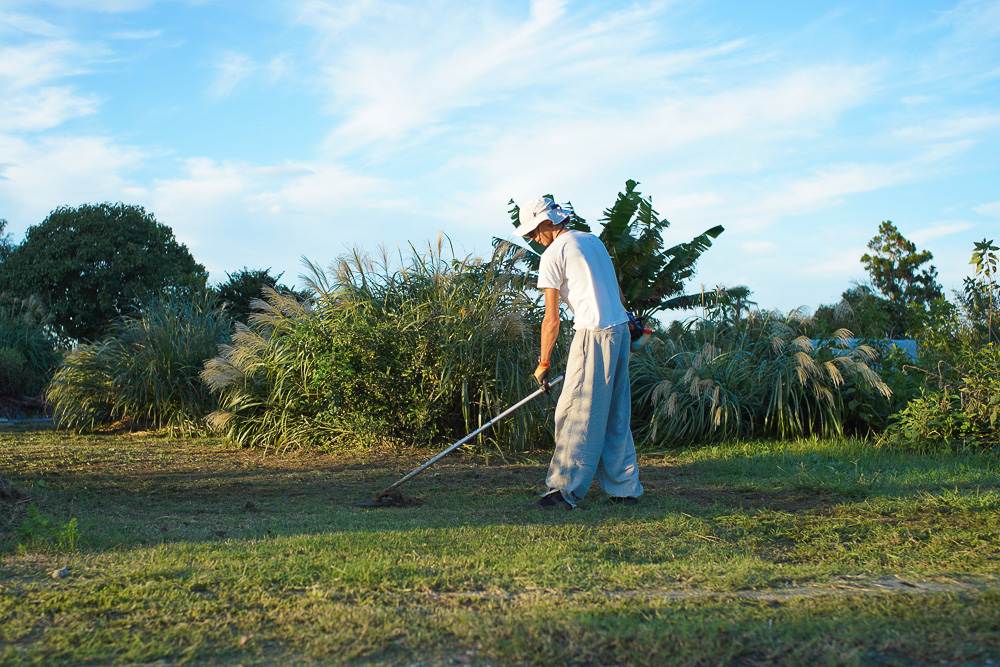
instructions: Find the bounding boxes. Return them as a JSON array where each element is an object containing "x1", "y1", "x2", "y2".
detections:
[
  {"x1": 604, "y1": 496, "x2": 639, "y2": 506},
  {"x1": 522, "y1": 491, "x2": 575, "y2": 510}
]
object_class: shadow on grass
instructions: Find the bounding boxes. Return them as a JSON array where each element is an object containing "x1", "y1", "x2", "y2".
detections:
[{"x1": 1, "y1": 428, "x2": 998, "y2": 555}]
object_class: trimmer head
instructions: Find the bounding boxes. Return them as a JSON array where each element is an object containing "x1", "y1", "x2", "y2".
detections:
[{"x1": 356, "y1": 488, "x2": 423, "y2": 508}]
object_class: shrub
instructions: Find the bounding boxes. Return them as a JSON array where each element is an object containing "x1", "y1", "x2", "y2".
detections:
[
  {"x1": 47, "y1": 294, "x2": 231, "y2": 432},
  {"x1": 880, "y1": 342, "x2": 999, "y2": 453},
  {"x1": 203, "y1": 240, "x2": 558, "y2": 455},
  {"x1": 0, "y1": 295, "x2": 61, "y2": 408},
  {"x1": 201, "y1": 288, "x2": 321, "y2": 451},
  {"x1": 0, "y1": 348, "x2": 29, "y2": 397},
  {"x1": 631, "y1": 309, "x2": 891, "y2": 447}
]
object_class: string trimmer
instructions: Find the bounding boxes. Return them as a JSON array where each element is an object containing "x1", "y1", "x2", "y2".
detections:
[{"x1": 357, "y1": 375, "x2": 564, "y2": 507}]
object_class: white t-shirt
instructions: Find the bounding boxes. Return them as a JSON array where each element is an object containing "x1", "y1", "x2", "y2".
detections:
[{"x1": 537, "y1": 230, "x2": 628, "y2": 330}]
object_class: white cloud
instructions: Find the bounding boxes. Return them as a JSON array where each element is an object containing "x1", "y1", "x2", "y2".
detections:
[
  {"x1": 937, "y1": 0, "x2": 1000, "y2": 42},
  {"x1": 209, "y1": 52, "x2": 291, "y2": 99},
  {"x1": 6, "y1": 0, "x2": 159, "y2": 12},
  {"x1": 974, "y1": 200, "x2": 1000, "y2": 218},
  {"x1": 740, "y1": 240, "x2": 778, "y2": 254},
  {"x1": 0, "y1": 41, "x2": 99, "y2": 90},
  {"x1": 799, "y1": 245, "x2": 869, "y2": 278},
  {"x1": 0, "y1": 134, "x2": 148, "y2": 227},
  {"x1": 0, "y1": 10, "x2": 62, "y2": 37},
  {"x1": 111, "y1": 28, "x2": 163, "y2": 39},
  {"x1": 901, "y1": 95, "x2": 936, "y2": 106},
  {"x1": 909, "y1": 221, "x2": 976, "y2": 245},
  {"x1": 140, "y1": 157, "x2": 395, "y2": 277},
  {"x1": 209, "y1": 52, "x2": 257, "y2": 99},
  {"x1": 917, "y1": 0, "x2": 1000, "y2": 85},
  {"x1": 247, "y1": 162, "x2": 388, "y2": 214},
  {"x1": 445, "y1": 61, "x2": 878, "y2": 238},
  {"x1": 0, "y1": 86, "x2": 99, "y2": 131},
  {"x1": 0, "y1": 40, "x2": 107, "y2": 131},
  {"x1": 893, "y1": 113, "x2": 1000, "y2": 142},
  {"x1": 295, "y1": 0, "x2": 394, "y2": 35},
  {"x1": 305, "y1": 0, "x2": 750, "y2": 155},
  {"x1": 746, "y1": 164, "x2": 909, "y2": 222}
]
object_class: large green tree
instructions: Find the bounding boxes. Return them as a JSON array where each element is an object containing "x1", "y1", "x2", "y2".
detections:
[
  {"x1": 507, "y1": 179, "x2": 745, "y2": 320},
  {"x1": 0, "y1": 203, "x2": 208, "y2": 342},
  {"x1": 861, "y1": 221, "x2": 942, "y2": 304},
  {"x1": 857, "y1": 221, "x2": 943, "y2": 338}
]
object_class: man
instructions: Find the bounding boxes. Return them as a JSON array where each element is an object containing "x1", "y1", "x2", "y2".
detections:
[{"x1": 515, "y1": 196, "x2": 643, "y2": 510}]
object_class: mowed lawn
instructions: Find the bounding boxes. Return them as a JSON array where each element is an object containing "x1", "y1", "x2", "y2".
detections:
[{"x1": 1, "y1": 428, "x2": 999, "y2": 666}]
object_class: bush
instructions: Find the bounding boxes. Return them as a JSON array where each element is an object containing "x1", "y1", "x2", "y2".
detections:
[
  {"x1": 0, "y1": 295, "x2": 61, "y2": 406},
  {"x1": 631, "y1": 308, "x2": 892, "y2": 447},
  {"x1": 0, "y1": 348, "x2": 32, "y2": 398},
  {"x1": 203, "y1": 240, "x2": 558, "y2": 455},
  {"x1": 47, "y1": 294, "x2": 231, "y2": 432},
  {"x1": 880, "y1": 343, "x2": 1000, "y2": 453}
]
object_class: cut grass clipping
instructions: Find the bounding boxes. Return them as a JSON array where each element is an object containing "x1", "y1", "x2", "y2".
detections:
[{"x1": 2, "y1": 429, "x2": 999, "y2": 665}]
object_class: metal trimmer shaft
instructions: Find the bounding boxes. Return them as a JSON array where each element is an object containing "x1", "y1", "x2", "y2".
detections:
[{"x1": 377, "y1": 374, "x2": 564, "y2": 497}]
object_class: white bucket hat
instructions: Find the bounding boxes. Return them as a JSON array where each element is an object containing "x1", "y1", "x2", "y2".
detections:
[{"x1": 515, "y1": 196, "x2": 570, "y2": 237}]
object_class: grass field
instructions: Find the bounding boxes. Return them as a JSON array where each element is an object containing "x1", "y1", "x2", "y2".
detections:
[{"x1": 1, "y1": 427, "x2": 999, "y2": 666}]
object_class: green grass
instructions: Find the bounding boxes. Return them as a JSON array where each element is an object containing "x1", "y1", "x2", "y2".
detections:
[{"x1": 1, "y1": 429, "x2": 999, "y2": 665}]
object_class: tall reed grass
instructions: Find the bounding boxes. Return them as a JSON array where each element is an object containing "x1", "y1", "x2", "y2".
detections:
[
  {"x1": 203, "y1": 239, "x2": 558, "y2": 455},
  {"x1": 47, "y1": 294, "x2": 231, "y2": 432},
  {"x1": 631, "y1": 309, "x2": 892, "y2": 447}
]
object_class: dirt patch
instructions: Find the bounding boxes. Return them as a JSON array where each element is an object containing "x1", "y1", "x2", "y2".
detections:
[{"x1": 668, "y1": 486, "x2": 842, "y2": 513}]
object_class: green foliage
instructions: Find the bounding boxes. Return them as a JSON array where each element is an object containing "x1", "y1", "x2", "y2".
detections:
[
  {"x1": 861, "y1": 220, "x2": 942, "y2": 303},
  {"x1": 47, "y1": 294, "x2": 231, "y2": 433},
  {"x1": 881, "y1": 343, "x2": 1000, "y2": 453},
  {"x1": 858, "y1": 221, "x2": 942, "y2": 336},
  {"x1": 812, "y1": 284, "x2": 896, "y2": 338},
  {"x1": 0, "y1": 218, "x2": 12, "y2": 265},
  {"x1": 961, "y1": 238, "x2": 999, "y2": 344},
  {"x1": 879, "y1": 239, "x2": 1000, "y2": 454},
  {"x1": 0, "y1": 348, "x2": 30, "y2": 399},
  {"x1": 214, "y1": 267, "x2": 308, "y2": 322},
  {"x1": 15, "y1": 504, "x2": 79, "y2": 553},
  {"x1": 204, "y1": 240, "x2": 556, "y2": 454},
  {"x1": 0, "y1": 295, "x2": 61, "y2": 401},
  {"x1": 631, "y1": 306, "x2": 891, "y2": 447},
  {"x1": 506, "y1": 180, "x2": 744, "y2": 320},
  {"x1": 0, "y1": 203, "x2": 208, "y2": 342},
  {"x1": 865, "y1": 339, "x2": 923, "y2": 417},
  {"x1": 201, "y1": 287, "x2": 324, "y2": 451},
  {"x1": 908, "y1": 239, "x2": 1000, "y2": 373},
  {"x1": 970, "y1": 237, "x2": 999, "y2": 278},
  {"x1": 598, "y1": 180, "x2": 739, "y2": 317}
]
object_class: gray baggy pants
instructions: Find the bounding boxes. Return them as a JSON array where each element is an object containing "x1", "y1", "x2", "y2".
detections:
[{"x1": 545, "y1": 322, "x2": 643, "y2": 506}]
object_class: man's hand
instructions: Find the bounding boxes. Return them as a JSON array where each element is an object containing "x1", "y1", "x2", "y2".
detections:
[
  {"x1": 533, "y1": 361, "x2": 551, "y2": 392},
  {"x1": 627, "y1": 311, "x2": 643, "y2": 342}
]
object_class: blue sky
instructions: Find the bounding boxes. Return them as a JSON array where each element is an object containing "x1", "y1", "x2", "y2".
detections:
[{"x1": 1, "y1": 0, "x2": 998, "y2": 317}]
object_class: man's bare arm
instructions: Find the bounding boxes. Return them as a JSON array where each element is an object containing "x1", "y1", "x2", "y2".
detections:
[{"x1": 539, "y1": 288, "x2": 561, "y2": 363}]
